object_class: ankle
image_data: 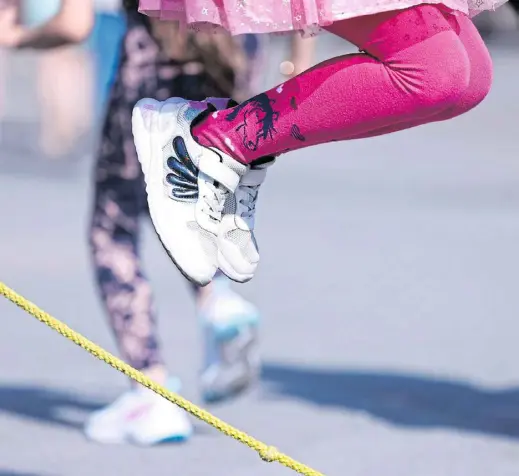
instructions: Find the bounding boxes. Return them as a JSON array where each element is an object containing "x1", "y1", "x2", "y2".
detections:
[{"x1": 191, "y1": 109, "x2": 252, "y2": 166}]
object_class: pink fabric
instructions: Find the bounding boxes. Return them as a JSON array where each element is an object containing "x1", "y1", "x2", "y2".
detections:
[
  {"x1": 192, "y1": 6, "x2": 492, "y2": 165},
  {"x1": 138, "y1": 0, "x2": 506, "y2": 35},
  {"x1": 329, "y1": 10, "x2": 492, "y2": 139}
]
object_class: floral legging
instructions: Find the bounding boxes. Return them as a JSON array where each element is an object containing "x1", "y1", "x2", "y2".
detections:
[{"x1": 89, "y1": 11, "x2": 264, "y2": 371}]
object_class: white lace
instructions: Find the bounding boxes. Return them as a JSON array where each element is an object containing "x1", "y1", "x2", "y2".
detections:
[
  {"x1": 237, "y1": 185, "x2": 259, "y2": 219},
  {"x1": 202, "y1": 182, "x2": 228, "y2": 221}
]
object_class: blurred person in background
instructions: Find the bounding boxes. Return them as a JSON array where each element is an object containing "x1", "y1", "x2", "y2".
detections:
[
  {"x1": 87, "y1": 0, "x2": 126, "y2": 118},
  {"x1": 87, "y1": 0, "x2": 265, "y2": 445},
  {"x1": 0, "y1": 0, "x2": 315, "y2": 446},
  {"x1": 20, "y1": 0, "x2": 94, "y2": 159}
]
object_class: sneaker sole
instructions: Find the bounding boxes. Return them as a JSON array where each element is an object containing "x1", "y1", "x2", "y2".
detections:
[
  {"x1": 85, "y1": 431, "x2": 191, "y2": 446},
  {"x1": 132, "y1": 430, "x2": 192, "y2": 447},
  {"x1": 157, "y1": 434, "x2": 191, "y2": 445}
]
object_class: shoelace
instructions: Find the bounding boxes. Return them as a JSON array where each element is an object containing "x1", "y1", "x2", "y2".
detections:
[
  {"x1": 203, "y1": 182, "x2": 228, "y2": 221},
  {"x1": 238, "y1": 185, "x2": 259, "y2": 219}
]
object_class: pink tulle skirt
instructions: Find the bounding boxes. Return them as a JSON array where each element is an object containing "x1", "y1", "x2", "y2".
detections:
[{"x1": 139, "y1": 0, "x2": 506, "y2": 35}]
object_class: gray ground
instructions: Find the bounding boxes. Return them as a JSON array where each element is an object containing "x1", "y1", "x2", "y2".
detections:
[{"x1": 1, "y1": 22, "x2": 519, "y2": 476}]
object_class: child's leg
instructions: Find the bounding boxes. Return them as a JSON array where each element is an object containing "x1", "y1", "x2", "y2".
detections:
[
  {"x1": 234, "y1": 34, "x2": 268, "y2": 101},
  {"x1": 435, "y1": 14, "x2": 492, "y2": 120},
  {"x1": 90, "y1": 173, "x2": 165, "y2": 381},
  {"x1": 38, "y1": 46, "x2": 94, "y2": 159},
  {"x1": 193, "y1": 5, "x2": 476, "y2": 164},
  {"x1": 90, "y1": 67, "x2": 165, "y2": 383},
  {"x1": 349, "y1": 13, "x2": 492, "y2": 139}
]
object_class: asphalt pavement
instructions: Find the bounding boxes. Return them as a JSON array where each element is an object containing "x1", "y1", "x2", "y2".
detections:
[{"x1": 1, "y1": 27, "x2": 519, "y2": 476}]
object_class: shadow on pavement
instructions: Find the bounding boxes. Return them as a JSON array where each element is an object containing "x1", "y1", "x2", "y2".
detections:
[
  {"x1": 0, "y1": 384, "x2": 106, "y2": 430},
  {"x1": 262, "y1": 362, "x2": 519, "y2": 439},
  {"x1": 0, "y1": 383, "x2": 214, "y2": 441}
]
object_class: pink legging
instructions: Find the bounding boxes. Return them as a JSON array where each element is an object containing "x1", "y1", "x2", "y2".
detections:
[{"x1": 193, "y1": 5, "x2": 492, "y2": 164}]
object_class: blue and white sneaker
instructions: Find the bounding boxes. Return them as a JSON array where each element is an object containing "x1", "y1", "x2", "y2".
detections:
[
  {"x1": 132, "y1": 98, "x2": 248, "y2": 286},
  {"x1": 199, "y1": 279, "x2": 260, "y2": 402},
  {"x1": 84, "y1": 378, "x2": 192, "y2": 446}
]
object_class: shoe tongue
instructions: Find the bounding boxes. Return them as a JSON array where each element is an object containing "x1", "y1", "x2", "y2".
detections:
[{"x1": 241, "y1": 167, "x2": 267, "y2": 187}]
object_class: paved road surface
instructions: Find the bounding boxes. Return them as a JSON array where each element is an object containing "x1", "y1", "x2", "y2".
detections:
[{"x1": 1, "y1": 30, "x2": 519, "y2": 476}]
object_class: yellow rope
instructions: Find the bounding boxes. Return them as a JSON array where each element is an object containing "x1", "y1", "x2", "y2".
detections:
[{"x1": 0, "y1": 281, "x2": 324, "y2": 476}]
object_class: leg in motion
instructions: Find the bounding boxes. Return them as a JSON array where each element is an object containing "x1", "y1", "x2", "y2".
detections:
[
  {"x1": 133, "y1": 5, "x2": 481, "y2": 283},
  {"x1": 84, "y1": 52, "x2": 192, "y2": 441},
  {"x1": 340, "y1": 12, "x2": 493, "y2": 139},
  {"x1": 86, "y1": 169, "x2": 193, "y2": 445},
  {"x1": 131, "y1": 28, "x2": 278, "y2": 285},
  {"x1": 171, "y1": 58, "x2": 265, "y2": 402},
  {"x1": 192, "y1": 6, "x2": 475, "y2": 163}
]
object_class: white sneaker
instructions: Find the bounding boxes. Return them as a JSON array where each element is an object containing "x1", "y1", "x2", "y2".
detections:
[
  {"x1": 199, "y1": 280, "x2": 260, "y2": 402},
  {"x1": 84, "y1": 378, "x2": 192, "y2": 446},
  {"x1": 132, "y1": 97, "x2": 248, "y2": 286},
  {"x1": 218, "y1": 158, "x2": 275, "y2": 283}
]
